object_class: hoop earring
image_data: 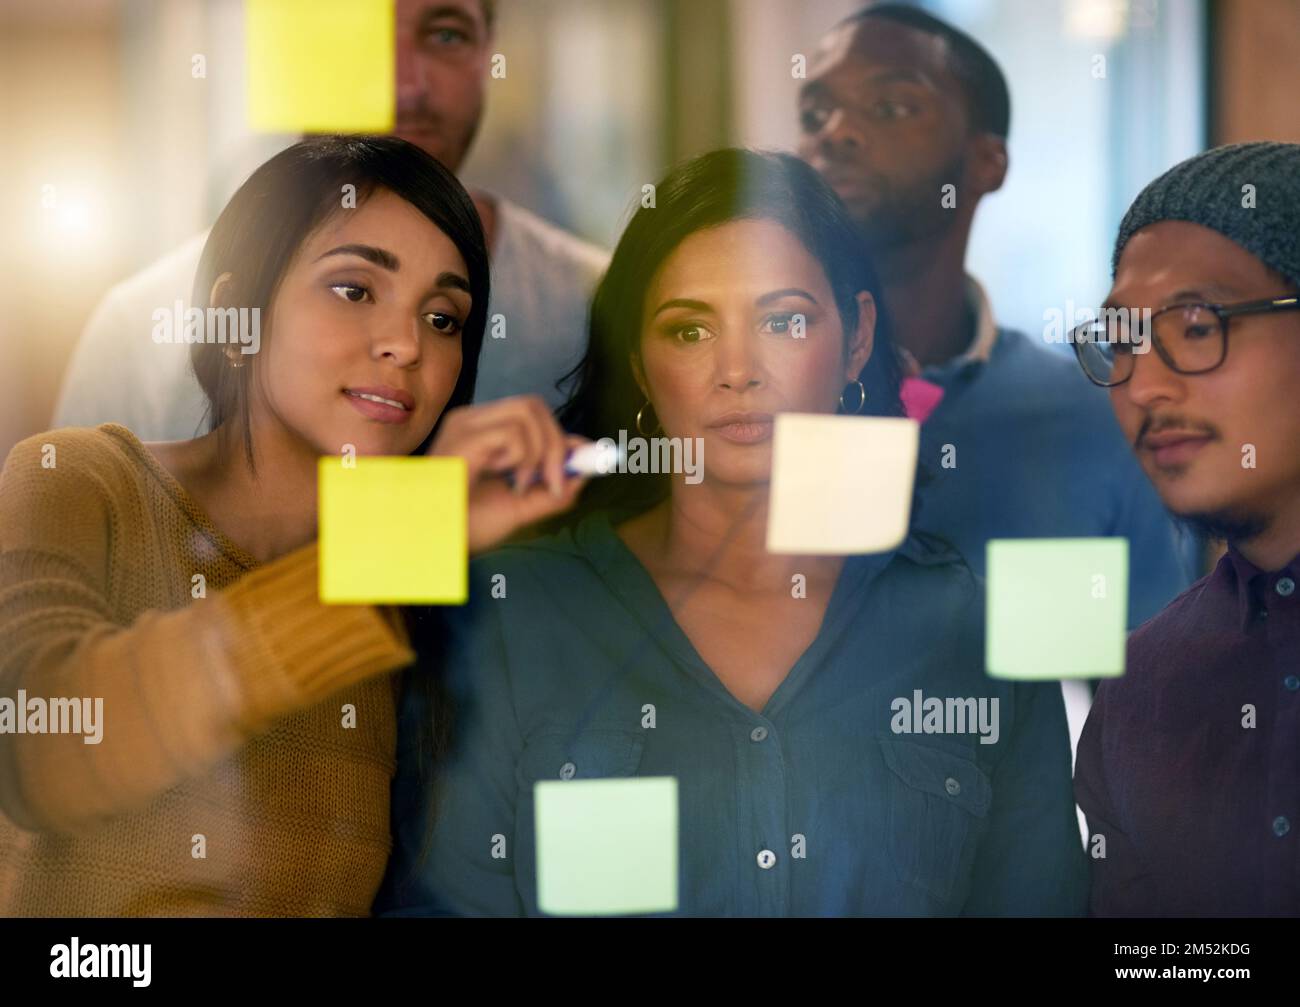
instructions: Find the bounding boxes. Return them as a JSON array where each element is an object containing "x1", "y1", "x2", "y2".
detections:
[
  {"x1": 635, "y1": 400, "x2": 661, "y2": 437},
  {"x1": 839, "y1": 379, "x2": 866, "y2": 414}
]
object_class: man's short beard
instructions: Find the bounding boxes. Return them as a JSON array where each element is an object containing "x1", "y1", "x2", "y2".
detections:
[
  {"x1": 857, "y1": 151, "x2": 967, "y2": 254},
  {"x1": 1178, "y1": 508, "x2": 1271, "y2": 545}
]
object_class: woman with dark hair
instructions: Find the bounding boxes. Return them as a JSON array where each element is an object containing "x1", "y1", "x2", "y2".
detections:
[
  {"x1": 0, "y1": 136, "x2": 587, "y2": 916},
  {"x1": 379, "y1": 148, "x2": 1087, "y2": 916},
  {"x1": 555, "y1": 144, "x2": 907, "y2": 521}
]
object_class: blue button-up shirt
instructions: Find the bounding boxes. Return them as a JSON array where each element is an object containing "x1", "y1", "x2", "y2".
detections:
[{"x1": 376, "y1": 512, "x2": 1088, "y2": 917}]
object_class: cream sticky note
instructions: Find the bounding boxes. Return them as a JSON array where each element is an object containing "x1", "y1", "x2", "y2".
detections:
[
  {"x1": 246, "y1": 0, "x2": 395, "y2": 133},
  {"x1": 318, "y1": 456, "x2": 467, "y2": 604},
  {"x1": 535, "y1": 777, "x2": 678, "y2": 916},
  {"x1": 767, "y1": 413, "x2": 919, "y2": 555},
  {"x1": 986, "y1": 538, "x2": 1128, "y2": 680}
]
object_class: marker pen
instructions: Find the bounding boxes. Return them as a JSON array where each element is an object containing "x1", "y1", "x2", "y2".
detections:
[{"x1": 504, "y1": 439, "x2": 625, "y2": 489}]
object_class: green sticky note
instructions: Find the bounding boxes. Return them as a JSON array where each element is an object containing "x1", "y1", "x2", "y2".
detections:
[
  {"x1": 318, "y1": 456, "x2": 467, "y2": 604},
  {"x1": 986, "y1": 538, "x2": 1128, "y2": 680},
  {"x1": 535, "y1": 777, "x2": 678, "y2": 916},
  {"x1": 246, "y1": 0, "x2": 395, "y2": 133}
]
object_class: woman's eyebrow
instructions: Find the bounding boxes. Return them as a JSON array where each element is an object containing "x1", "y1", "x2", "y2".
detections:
[
  {"x1": 756, "y1": 288, "x2": 818, "y2": 307},
  {"x1": 652, "y1": 297, "x2": 713, "y2": 318},
  {"x1": 315, "y1": 244, "x2": 400, "y2": 271},
  {"x1": 799, "y1": 79, "x2": 827, "y2": 104},
  {"x1": 426, "y1": 272, "x2": 471, "y2": 298}
]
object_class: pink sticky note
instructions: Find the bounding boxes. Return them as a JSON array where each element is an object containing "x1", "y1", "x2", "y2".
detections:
[{"x1": 900, "y1": 377, "x2": 945, "y2": 423}]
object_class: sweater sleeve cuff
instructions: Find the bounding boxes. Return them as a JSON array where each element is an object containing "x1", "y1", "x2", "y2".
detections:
[{"x1": 218, "y1": 543, "x2": 415, "y2": 726}]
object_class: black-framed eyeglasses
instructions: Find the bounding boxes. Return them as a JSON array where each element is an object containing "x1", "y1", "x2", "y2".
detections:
[{"x1": 1070, "y1": 294, "x2": 1300, "y2": 387}]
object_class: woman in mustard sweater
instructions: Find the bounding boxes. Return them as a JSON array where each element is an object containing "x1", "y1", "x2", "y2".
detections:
[{"x1": 0, "y1": 136, "x2": 586, "y2": 916}]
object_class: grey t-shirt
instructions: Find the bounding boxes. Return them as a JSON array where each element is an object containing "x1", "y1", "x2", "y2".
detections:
[{"x1": 53, "y1": 198, "x2": 610, "y2": 439}]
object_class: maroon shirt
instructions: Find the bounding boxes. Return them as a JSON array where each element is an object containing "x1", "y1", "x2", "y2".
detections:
[{"x1": 1075, "y1": 545, "x2": 1300, "y2": 916}]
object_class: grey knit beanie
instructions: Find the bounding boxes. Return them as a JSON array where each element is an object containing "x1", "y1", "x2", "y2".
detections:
[{"x1": 1112, "y1": 141, "x2": 1300, "y2": 290}]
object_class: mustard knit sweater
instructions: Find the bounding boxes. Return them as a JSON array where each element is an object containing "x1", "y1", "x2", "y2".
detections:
[{"x1": 0, "y1": 424, "x2": 415, "y2": 916}]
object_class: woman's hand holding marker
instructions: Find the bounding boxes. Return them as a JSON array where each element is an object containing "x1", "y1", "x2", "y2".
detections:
[{"x1": 428, "y1": 395, "x2": 590, "y2": 555}]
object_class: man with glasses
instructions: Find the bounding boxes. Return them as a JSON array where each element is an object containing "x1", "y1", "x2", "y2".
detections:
[
  {"x1": 797, "y1": 4, "x2": 1194, "y2": 630},
  {"x1": 1073, "y1": 142, "x2": 1300, "y2": 915}
]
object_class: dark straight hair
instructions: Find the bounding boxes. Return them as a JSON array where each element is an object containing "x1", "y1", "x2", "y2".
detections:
[
  {"x1": 555, "y1": 146, "x2": 906, "y2": 521},
  {"x1": 191, "y1": 134, "x2": 489, "y2": 463},
  {"x1": 186, "y1": 139, "x2": 493, "y2": 833}
]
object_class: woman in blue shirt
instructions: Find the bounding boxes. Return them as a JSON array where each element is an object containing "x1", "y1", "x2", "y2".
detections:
[{"x1": 378, "y1": 148, "x2": 1088, "y2": 916}]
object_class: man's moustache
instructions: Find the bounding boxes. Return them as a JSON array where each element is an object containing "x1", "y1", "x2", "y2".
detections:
[{"x1": 1137, "y1": 415, "x2": 1219, "y2": 447}]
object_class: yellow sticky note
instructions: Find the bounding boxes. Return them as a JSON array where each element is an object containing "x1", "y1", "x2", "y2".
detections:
[
  {"x1": 246, "y1": 0, "x2": 395, "y2": 133},
  {"x1": 318, "y1": 456, "x2": 467, "y2": 604},
  {"x1": 767, "y1": 413, "x2": 919, "y2": 555},
  {"x1": 535, "y1": 777, "x2": 678, "y2": 916},
  {"x1": 986, "y1": 538, "x2": 1128, "y2": 680}
]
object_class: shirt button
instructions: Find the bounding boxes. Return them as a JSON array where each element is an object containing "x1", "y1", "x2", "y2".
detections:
[
  {"x1": 945, "y1": 776, "x2": 962, "y2": 797},
  {"x1": 1277, "y1": 577, "x2": 1296, "y2": 597},
  {"x1": 559, "y1": 761, "x2": 576, "y2": 780},
  {"x1": 756, "y1": 849, "x2": 776, "y2": 869},
  {"x1": 1273, "y1": 816, "x2": 1291, "y2": 837},
  {"x1": 1285, "y1": 675, "x2": 1300, "y2": 692},
  {"x1": 750, "y1": 726, "x2": 769, "y2": 743}
]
